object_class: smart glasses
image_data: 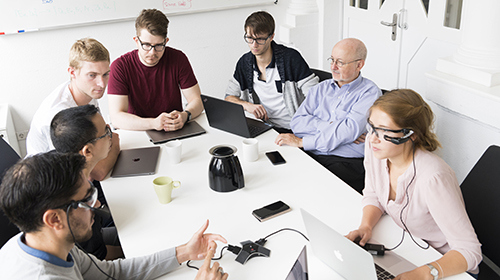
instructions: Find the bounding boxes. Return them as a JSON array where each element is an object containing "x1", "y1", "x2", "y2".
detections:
[
  {"x1": 244, "y1": 33, "x2": 272, "y2": 45},
  {"x1": 55, "y1": 181, "x2": 98, "y2": 211},
  {"x1": 366, "y1": 122, "x2": 414, "y2": 145},
  {"x1": 88, "y1": 125, "x2": 112, "y2": 143},
  {"x1": 137, "y1": 36, "x2": 166, "y2": 52},
  {"x1": 327, "y1": 57, "x2": 362, "y2": 68}
]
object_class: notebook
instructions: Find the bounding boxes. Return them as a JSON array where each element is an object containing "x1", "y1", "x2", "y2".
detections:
[
  {"x1": 110, "y1": 146, "x2": 160, "y2": 178},
  {"x1": 201, "y1": 94, "x2": 273, "y2": 138},
  {"x1": 301, "y1": 209, "x2": 416, "y2": 280},
  {"x1": 285, "y1": 245, "x2": 309, "y2": 280},
  {"x1": 145, "y1": 121, "x2": 206, "y2": 144}
]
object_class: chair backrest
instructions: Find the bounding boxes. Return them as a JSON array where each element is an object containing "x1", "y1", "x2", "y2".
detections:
[
  {"x1": 0, "y1": 137, "x2": 21, "y2": 247},
  {"x1": 311, "y1": 68, "x2": 332, "y2": 82},
  {"x1": 460, "y1": 145, "x2": 500, "y2": 268}
]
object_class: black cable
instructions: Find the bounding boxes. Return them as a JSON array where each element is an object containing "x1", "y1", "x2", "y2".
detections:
[
  {"x1": 385, "y1": 140, "x2": 429, "y2": 251},
  {"x1": 66, "y1": 205, "x2": 117, "y2": 280},
  {"x1": 261, "y1": 228, "x2": 309, "y2": 242},
  {"x1": 186, "y1": 245, "x2": 228, "y2": 271}
]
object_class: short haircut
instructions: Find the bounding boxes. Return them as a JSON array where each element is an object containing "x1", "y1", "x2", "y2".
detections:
[
  {"x1": 50, "y1": 105, "x2": 99, "y2": 154},
  {"x1": 69, "y1": 38, "x2": 110, "y2": 70},
  {"x1": 244, "y1": 11, "x2": 275, "y2": 36},
  {"x1": 0, "y1": 152, "x2": 86, "y2": 233},
  {"x1": 370, "y1": 89, "x2": 441, "y2": 151},
  {"x1": 135, "y1": 9, "x2": 169, "y2": 38}
]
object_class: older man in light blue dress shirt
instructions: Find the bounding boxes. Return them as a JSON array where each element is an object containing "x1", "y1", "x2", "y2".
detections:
[{"x1": 275, "y1": 38, "x2": 381, "y2": 193}]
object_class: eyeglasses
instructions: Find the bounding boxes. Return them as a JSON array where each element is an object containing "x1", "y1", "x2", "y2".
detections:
[
  {"x1": 137, "y1": 36, "x2": 166, "y2": 52},
  {"x1": 366, "y1": 122, "x2": 414, "y2": 143},
  {"x1": 244, "y1": 33, "x2": 273, "y2": 45},
  {"x1": 55, "y1": 181, "x2": 99, "y2": 211},
  {"x1": 327, "y1": 57, "x2": 362, "y2": 68},
  {"x1": 88, "y1": 125, "x2": 112, "y2": 143}
]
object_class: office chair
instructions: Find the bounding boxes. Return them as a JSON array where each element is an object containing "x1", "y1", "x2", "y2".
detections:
[
  {"x1": 460, "y1": 145, "x2": 500, "y2": 279},
  {"x1": 310, "y1": 68, "x2": 332, "y2": 82},
  {"x1": 0, "y1": 136, "x2": 21, "y2": 248}
]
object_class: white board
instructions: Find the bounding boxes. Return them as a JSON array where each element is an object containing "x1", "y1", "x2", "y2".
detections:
[{"x1": 0, "y1": 0, "x2": 276, "y2": 35}]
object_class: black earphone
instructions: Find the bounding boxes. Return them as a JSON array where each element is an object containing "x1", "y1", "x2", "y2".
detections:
[{"x1": 383, "y1": 129, "x2": 414, "y2": 145}]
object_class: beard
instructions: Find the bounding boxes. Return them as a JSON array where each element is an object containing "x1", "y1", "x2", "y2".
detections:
[{"x1": 66, "y1": 213, "x2": 97, "y2": 244}]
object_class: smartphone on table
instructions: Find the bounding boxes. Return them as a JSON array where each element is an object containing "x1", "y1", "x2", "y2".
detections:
[
  {"x1": 265, "y1": 151, "x2": 286, "y2": 165},
  {"x1": 252, "y1": 200, "x2": 291, "y2": 222}
]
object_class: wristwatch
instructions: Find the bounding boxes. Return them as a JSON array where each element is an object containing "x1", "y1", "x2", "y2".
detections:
[
  {"x1": 184, "y1": 110, "x2": 192, "y2": 123},
  {"x1": 426, "y1": 263, "x2": 439, "y2": 280}
]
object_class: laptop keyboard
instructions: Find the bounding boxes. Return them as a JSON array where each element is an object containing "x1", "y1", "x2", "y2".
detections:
[
  {"x1": 248, "y1": 124, "x2": 270, "y2": 137},
  {"x1": 375, "y1": 264, "x2": 395, "y2": 280}
]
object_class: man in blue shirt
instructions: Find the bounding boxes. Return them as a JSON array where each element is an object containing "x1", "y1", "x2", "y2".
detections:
[{"x1": 275, "y1": 38, "x2": 381, "y2": 193}]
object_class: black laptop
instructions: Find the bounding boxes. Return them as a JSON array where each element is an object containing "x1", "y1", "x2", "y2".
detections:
[{"x1": 201, "y1": 94, "x2": 273, "y2": 138}]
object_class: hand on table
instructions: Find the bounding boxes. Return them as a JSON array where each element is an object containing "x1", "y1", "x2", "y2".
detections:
[
  {"x1": 394, "y1": 266, "x2": 434, "y2": 280},
  {"x1": 244, "y1": 103, "x2": 268, "y2": 121},
  {"x1": 194, "y1": 241, "x2": 229, "y2": 280},
  {"x1": 275, "y1": 133, "x2": 303, "y2": 148},
  {"x1": 152, "y1": 111, "x2": 187, "y2": 131}
]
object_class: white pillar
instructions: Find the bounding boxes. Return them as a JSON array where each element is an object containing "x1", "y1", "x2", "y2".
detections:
[
  {"x1": 436, "y1": 0, "x2": 500, "y2": 87},
  {"x1": 279, "y1": 0, "x2": 319, "y2": 66},
  {"x1": 287, "y1": 0, "x2": 319, "y2": 15},
  {"x1": 453, "y1": 0, "x2": 500, "y2": 71}
]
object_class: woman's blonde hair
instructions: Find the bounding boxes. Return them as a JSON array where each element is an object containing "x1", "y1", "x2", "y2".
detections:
[{"x1": 370, "y1": 89, "x2": 441, "y2": 151}]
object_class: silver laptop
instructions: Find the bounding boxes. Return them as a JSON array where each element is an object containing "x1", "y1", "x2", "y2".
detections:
[
  {"x1": 301, "y1": 209, "x2": 416, "y2": 280},
  {"x1": 285, "y1": 245, "x2": 308, "y2": 280},
  {"x1": 201, "y1": 94, "x2": 273, "y2": 138},
  {"x1": 146, "y1": 121, "x2": 206, "y2": 144},
  {"x1": 110, "y1": 146, "x2": 160, "y2": 178}
]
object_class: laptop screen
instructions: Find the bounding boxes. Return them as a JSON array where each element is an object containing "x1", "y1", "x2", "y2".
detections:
[{"x1": 285, "y1": 245, "x2": 308, "y2": 280}]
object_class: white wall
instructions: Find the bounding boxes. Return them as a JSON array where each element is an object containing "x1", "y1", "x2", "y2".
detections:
[{"x1": 0, "y1": 0, "x2": 298, "y2": 156}]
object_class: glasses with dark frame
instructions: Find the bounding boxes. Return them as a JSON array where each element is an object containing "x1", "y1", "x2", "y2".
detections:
[
  {"x1": 55, "y1": 181, "x2": 99, "y2": 211},
  {"x1": 244, "y1": 33, "x2": 273, "y2": 45},
  {"x1": 366, "y1": 122, "x2": 413, "y2": 142},
  {"x1": 88, "y1": 125, "x2": 112, "y2": 143},
  {"x1": 137, "y1": 36, "x2": 166, "y2": 52},
  {"x1": 327, "y1": 57, "x2": 362, "y2": 68}
]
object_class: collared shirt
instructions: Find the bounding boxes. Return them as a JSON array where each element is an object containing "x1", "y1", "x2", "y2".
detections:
[
  {"x1": 26, "y1": 81, "x2": 100, "y2": 156},
  {"x1": 291, "y1": 73, "x2": 381, "y2": 157}
]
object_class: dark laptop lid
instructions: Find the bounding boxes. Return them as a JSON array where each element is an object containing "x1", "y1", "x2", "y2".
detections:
[
  {"x1": 146, "y1": 121, "x2": 206, "y2": 144},
  {"x1": 201, "y1": 94, "x2": 272, "y2": 138},
  {"x1": 110, "y1": 146, "x2": 160, "y2": 178}
]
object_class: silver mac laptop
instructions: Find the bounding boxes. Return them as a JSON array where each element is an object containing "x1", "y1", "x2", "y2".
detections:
[
  {"x1": 146, "y1": 121, "x2": 206, "y2": 144},
  {"x1": 301, "y1": 209, "x2": 416, "y2": 280},
  {"x1": 110, "y1": 146, "x2": 160, "y2": 178}
]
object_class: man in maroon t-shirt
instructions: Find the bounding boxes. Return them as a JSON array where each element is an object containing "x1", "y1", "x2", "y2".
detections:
[{"x1": 108, "y1": 9, "x2": 203, "y2": 131}]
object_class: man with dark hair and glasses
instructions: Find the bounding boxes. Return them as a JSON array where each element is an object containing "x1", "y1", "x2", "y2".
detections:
[
  {"x1": 108, "y1": 9, "x2": 203, "y2": 132},
  {"x1": 275, "y1": 38, "x2": 381, "y2": 194},
  {"x1": 50, "y1": 104, "x2": 123, "y2": 260},
  {"x1": 26, "y1": 38, "x2": 120, "y2": 183},
  {"x1": 225, "y1": 11, "x2": 318, "y2": 133},
  {"x1": 0, "y1": 152, "x2": 228, "y2": 280}
]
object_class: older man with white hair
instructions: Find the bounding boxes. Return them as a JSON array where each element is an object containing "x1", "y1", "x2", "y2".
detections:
[{"x1": 275, "y1": 38, "x2": 382, "y2": 194}]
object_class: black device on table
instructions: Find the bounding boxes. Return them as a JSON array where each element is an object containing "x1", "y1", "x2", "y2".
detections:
[
  {"x1": 265, "y1": 151, "x2": 286, "y2": 165},
  {"x1": 252, "y1": 200, "x2": 291, "y2": 222}
]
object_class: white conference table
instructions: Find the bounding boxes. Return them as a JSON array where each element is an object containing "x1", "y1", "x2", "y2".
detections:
[{"x1": 101, "y1": 113, "x2": 472, "y2": 280}]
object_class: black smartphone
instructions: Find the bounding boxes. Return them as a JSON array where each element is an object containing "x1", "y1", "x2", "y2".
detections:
[
  {"x1": 265, "y1": 151, "x2": 286, "y2": 165},
  {"x1": 252, "y1": 200, "x2": 291, "y2": 222}
]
